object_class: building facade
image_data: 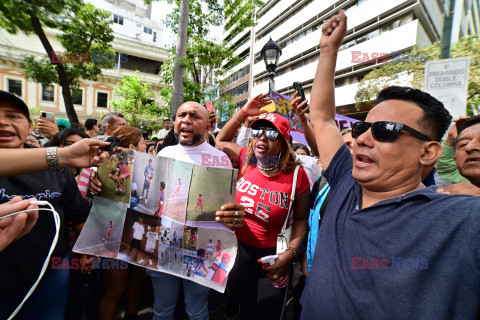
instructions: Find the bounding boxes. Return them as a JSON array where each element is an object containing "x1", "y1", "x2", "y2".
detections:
[
  {"x1": 221, "y1": 0, "x2": 479, "y2": 118},
  {"x1": 0, "y1": 0, "x2": 169, "y2": 123}
]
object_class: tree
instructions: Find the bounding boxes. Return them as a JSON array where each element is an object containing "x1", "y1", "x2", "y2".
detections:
[
  {"x1": 158, "y1": 0, "x2": 263, "y2": 117},
  {"x1": 110, "y1": 72, "x2": 169, "y2": 127},
  {"x1": 355, "y1": 34, "x2": 480, "y2": 115},
  {"x1": 0, "y1": 1, "x2": 115, "y2": 124}
]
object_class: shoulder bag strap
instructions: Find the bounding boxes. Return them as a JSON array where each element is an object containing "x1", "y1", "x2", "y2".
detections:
[{"x1": 280, "y1": 165, "x2": 300, "y2": 234}]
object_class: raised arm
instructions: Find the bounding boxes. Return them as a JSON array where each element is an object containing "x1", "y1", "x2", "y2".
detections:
[
  {"x1": 216, "y1": 93, "x2": 271, "y2": 159},
  {"x1": 310, "y1": 11, "x2": 347, "y2": 169}
]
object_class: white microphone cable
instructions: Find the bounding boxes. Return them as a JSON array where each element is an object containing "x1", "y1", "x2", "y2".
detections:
[{"x1": 0, "y1": 200, "x2": 60, "y2": 320}]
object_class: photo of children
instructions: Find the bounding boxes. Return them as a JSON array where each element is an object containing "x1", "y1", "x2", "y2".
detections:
[
  {"x1": 118, "y1": 209, "x2": 161, "y2": 268},
  {"x1": 186, "y1": 166, "x2": 237, "y2": 222},
  {"x1": 96, "y1": 147, "x2": 134, "y2": 203},
  {"x1": 73, "y1": 197, "x2": 128, "y2": 258},
  {"x1": 182, "y1": 254, "x2": 196, "y2": 277},
  {"x1": 131, "y1": 153, "x2": 170, "y2": 215},
  {"x1": 183, "y1": 226, "x2": 198, "y2": 252},
  {"x1": 194, "y1": 227, "x2": 238, "y2": 286},
  {"x1": 154, "y1": 182, "x2": 166, "y2": 217},
  {"x1": 163, "y1": 160, "x2": 194, "y2": 223}
]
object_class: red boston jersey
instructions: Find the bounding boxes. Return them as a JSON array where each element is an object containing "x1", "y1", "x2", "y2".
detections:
[{"x1": 235, "y1": 148, "x2": 309, "y2": 248}]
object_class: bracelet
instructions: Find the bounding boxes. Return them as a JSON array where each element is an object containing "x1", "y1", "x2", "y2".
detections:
[
  {"x1": 240, "y1": 108, "x2": 248, "y2": 118},
  {"x1": 233, "y1": 117, "x2": 242, "y2": 125},
  {"x1": 286, "y1": 246, "x2": 297, "y2": 257},
  {"x1": 46, "y1": 147, "x2": 61, "y2": 171}
]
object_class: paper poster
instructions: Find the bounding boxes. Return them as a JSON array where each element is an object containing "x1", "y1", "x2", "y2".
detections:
[{"x1": 74, "y1": 150, "x2": 238, "y2": 292}]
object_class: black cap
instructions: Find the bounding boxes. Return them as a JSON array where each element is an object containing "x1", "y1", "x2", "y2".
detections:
[{"x1": 0, "y1": 90, "x2": 30, "y2": 120}]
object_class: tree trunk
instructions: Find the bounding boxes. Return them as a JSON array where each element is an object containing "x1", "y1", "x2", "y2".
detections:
[
  {"x1": 29, "y1": 14, "x2": 79, "y2": 124},
  {"x1": 171, "y1": 0, "x2": 190, "y2": 117}
]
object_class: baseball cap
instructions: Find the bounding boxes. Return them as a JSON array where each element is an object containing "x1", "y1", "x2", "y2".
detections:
[
  {"x1": 0, "y1": 90, "x2": 30, "y2": 120},
  {"x1": 56, "y1": 118, "x2": 71, "y2": 130},
  {"x1": 251, "y1": 113, "x2": 290, "y2": 141}
]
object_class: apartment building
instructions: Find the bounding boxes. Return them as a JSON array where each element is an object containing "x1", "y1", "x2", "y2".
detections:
[{"x1": 221, "y1": 0, "x2": 479, "y2": 118}]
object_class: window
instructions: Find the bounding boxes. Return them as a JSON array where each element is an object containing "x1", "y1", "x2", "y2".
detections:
[
  {"x1": 8, "y1": 79, "x2": 22, "y2": 96},
  {"x1": 72, "y1": 88, "x2": 83, "y2": 105},
  {"x1": 42, "y1": 85, "x2": 55, "y2": 102},
  {"x1": 113, "y1": 14, "x2": 123, "y2": 25},
  {"x1": 97, "y1": 92, "x2": 108, "y2": 108},
  {"x1": 143, "y1": 26, "x2": 153, "y2": 34}
]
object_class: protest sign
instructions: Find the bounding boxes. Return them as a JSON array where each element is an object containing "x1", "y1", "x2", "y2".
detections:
[
  {"x1": 74, "y1": 150, "x2": 238, "y2": 292},
  {"x1": 261, "y1": 91, "x2": 358, "y2": 144},
  {"x1": 425, "y1": 56, "x2": 470, "y2": 119}
]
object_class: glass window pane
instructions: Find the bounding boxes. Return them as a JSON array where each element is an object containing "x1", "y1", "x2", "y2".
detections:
[
  {"x1": 8, "y1": 79, "x2": 22, "y2": 96},
  {"x1": 42, "y1": 85, "x2": 54, "y2": 102},
  {"x1": 97, "y1": 92, "x2": 108, "y2": 108}
]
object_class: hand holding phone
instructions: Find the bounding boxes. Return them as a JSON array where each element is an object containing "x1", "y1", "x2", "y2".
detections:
[
  {"x1": 293, "y1": 82, "x2": 307, "y2": 109},
  {"x1": 99, "y1": 136, "x2": 120, "y2": 151}
]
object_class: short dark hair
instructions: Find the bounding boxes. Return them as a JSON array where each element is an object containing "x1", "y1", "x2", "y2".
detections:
[
  {"x1": 292, "y1": 143, "x2": 311, "y2": 156},
  {"x1": 164, "y1": 118, "x2": 171, "y2": 123},
  {"x1": 85, "y1": 118, "x2": 98, "y2": 130},
  {"x1": 50, "y1": 128, "x2": 89, "y2": 147},
  {"x1": 376, "y1": 86, "x2": 452, "y2": 142}
]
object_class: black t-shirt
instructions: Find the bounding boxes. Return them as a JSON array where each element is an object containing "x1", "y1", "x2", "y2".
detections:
[{"x1": 0, "y1": 158, "x2": 88, "y2": 292}]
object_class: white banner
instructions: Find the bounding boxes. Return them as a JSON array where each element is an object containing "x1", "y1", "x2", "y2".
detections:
[{"x1": 424, "y1": 56, "x2": 470, "y2": 120}]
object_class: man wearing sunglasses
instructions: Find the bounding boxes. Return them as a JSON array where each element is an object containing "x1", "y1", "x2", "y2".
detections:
[{"x1": 301, "y1": 11, "x2": 480, "y2": 320}]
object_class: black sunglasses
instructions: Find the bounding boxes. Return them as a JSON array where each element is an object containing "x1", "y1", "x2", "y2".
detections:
[
  {"x1": 251, "y1": 127, "x2": 280, "y2": 141},
  {"x1": 351, "y1": 121, "x2": 432, "y2": 142}
]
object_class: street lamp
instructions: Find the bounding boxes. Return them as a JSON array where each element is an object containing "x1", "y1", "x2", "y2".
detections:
[
  {"x1": 139, "y1": 121, "x2": 146, "y2": 131},
  {"x1": 261, "y1": 37, "x2": 282, "y2": 92}
]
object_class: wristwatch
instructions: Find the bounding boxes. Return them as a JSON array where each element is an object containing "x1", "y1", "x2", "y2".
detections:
[{"x1": 46, "y1": 147, "x2": 61, "y2": 171}]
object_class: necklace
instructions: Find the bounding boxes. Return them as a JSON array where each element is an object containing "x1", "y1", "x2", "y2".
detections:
[{"x1": 258, "y1": 164, "x2": 278, "y2": 171}]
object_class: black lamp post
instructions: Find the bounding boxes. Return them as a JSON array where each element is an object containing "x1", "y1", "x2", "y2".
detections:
[
  {"x1": 261, "y1": 37, "x2": 282, "y2": 92},
  {"x1": 139, "y1": 121, "x2": 146, "y2": 131}
]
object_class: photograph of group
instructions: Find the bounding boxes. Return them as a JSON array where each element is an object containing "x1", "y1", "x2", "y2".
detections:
[{"x1": 73, "y1": 149, "x2": 238, "y2": 292}]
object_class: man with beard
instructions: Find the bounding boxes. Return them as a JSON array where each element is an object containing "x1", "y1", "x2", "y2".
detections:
[{"x1": 147, "y1": 101, "x2": 245, "y2": 320}]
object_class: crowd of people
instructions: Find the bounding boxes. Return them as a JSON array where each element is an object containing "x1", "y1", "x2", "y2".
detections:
[{"x1": 2, "y1": 10, "x2": 480, "y2": 320}]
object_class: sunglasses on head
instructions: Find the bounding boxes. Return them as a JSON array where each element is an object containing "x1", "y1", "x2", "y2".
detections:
[
  {"x1": 251, "y1": 127, "x2": 280, "y2": 141},
  {"x1": 351, "y1": 121, "x2": 432, "y2": 142}
]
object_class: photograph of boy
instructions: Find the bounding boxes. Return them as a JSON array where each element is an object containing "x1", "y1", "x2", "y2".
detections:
[
  {"x1": 73, "y1": 197, "x2": 128, "y2": 259},
  {"x1": 119, "y1": 210, "x2": 161, "y2": 267},
  {"x1": 154, "y1": 182, "x2": 166, "y2": 217},
  {"x1": 186, "y1": 166, "x2": 237, "y2": 222},
  {"x1": 96, "y1": 147, "x2": 134, "y2": 204},
  {"x1": 164, "y1": 160, "x2": 193, "y2": 223},
  {"x1": 140, "y1": 159, "x2": 154, "y2": 205},
  {"x1": 131, "y1": 153, "x2": 170, "y2": 216},
  {"x1": 183, "y1": 226, "x2": 198, "y2": 251}
]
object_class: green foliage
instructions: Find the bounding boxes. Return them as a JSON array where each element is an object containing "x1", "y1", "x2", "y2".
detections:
[
  {"x1": 214, "y1": 93, "x2": 236, "y2": 121},
  {"x1": 19, "y1": 3, "x2": 115, "y2": 90},
  {"x1": 355, "y1": 34, "x2": 480, "y2": 115},
  {"x1": 0, "y1": 0, "x2": 83, "y2": 34},
  {"x1": 111, "y1": 72, "x2": 169, "y2": 127},
  {"x1": 224, "y1": 0, "x2": 264, "y2": 38}
]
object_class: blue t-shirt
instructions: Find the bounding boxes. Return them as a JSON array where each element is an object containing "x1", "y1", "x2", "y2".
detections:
[{"x1": 301, "y1": 145, "x2": 480, "y2": 319}]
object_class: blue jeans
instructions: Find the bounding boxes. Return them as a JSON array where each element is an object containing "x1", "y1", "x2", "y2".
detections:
[
  {"x1": 0, "y1": 264, "x2": 70, "y2": 320},
  {"x1": 147, "y1": 270, "x2": 209, "y2": 320}
]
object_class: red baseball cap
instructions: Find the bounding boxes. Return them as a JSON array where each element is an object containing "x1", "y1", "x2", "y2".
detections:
[{"x1": 251, "y1": 113, "x2": 290, "y2": 141}]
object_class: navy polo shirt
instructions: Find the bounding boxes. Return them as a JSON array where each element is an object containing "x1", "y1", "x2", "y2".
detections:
[{"x1": 301, "y1": 145, "x2": 480, "y2": 319}]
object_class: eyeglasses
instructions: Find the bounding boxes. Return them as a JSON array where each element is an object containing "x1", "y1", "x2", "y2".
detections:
[
  {"x1": 351, "y1": 121, "x2": 432, "y2": 142},
  {"x1": 251, "y1": 127, "x2": 280, "y2": 141}
]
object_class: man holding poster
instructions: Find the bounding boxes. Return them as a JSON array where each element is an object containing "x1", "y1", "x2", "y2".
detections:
[{"x1": 147, "y1": 101, "x2": 246, "y2": 320}]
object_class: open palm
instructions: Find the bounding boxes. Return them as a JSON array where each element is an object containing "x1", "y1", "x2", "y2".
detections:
[{"x1": 243, "y1": 93, "x2": 272, "y2": 116}]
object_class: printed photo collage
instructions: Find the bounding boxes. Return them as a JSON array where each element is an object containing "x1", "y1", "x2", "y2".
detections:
[{"x1": 73, "y1": 148, "x2": 239, "y2": 291}]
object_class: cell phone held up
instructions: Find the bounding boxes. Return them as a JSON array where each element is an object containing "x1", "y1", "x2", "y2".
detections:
[
  {"x1": 293, "y1": 81, "x2": 307, "y2": 110},
  {"x1": 99, "y1": 136, "x2": 121, "y2": 151}
]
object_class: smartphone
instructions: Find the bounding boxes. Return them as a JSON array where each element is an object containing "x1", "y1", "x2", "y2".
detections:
[
  {"x1": 99, "y1": 136, "x2": 121, "y2": 151},
  {"x1": 204, "y1": 101, "x2": 214, "y2": 113},
  {"x1": 293, "y1": 82, "x2": 306, "y2": 109},
  {"x1": 40, "y1": 111, "x2": 55, "y2": 123}
]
